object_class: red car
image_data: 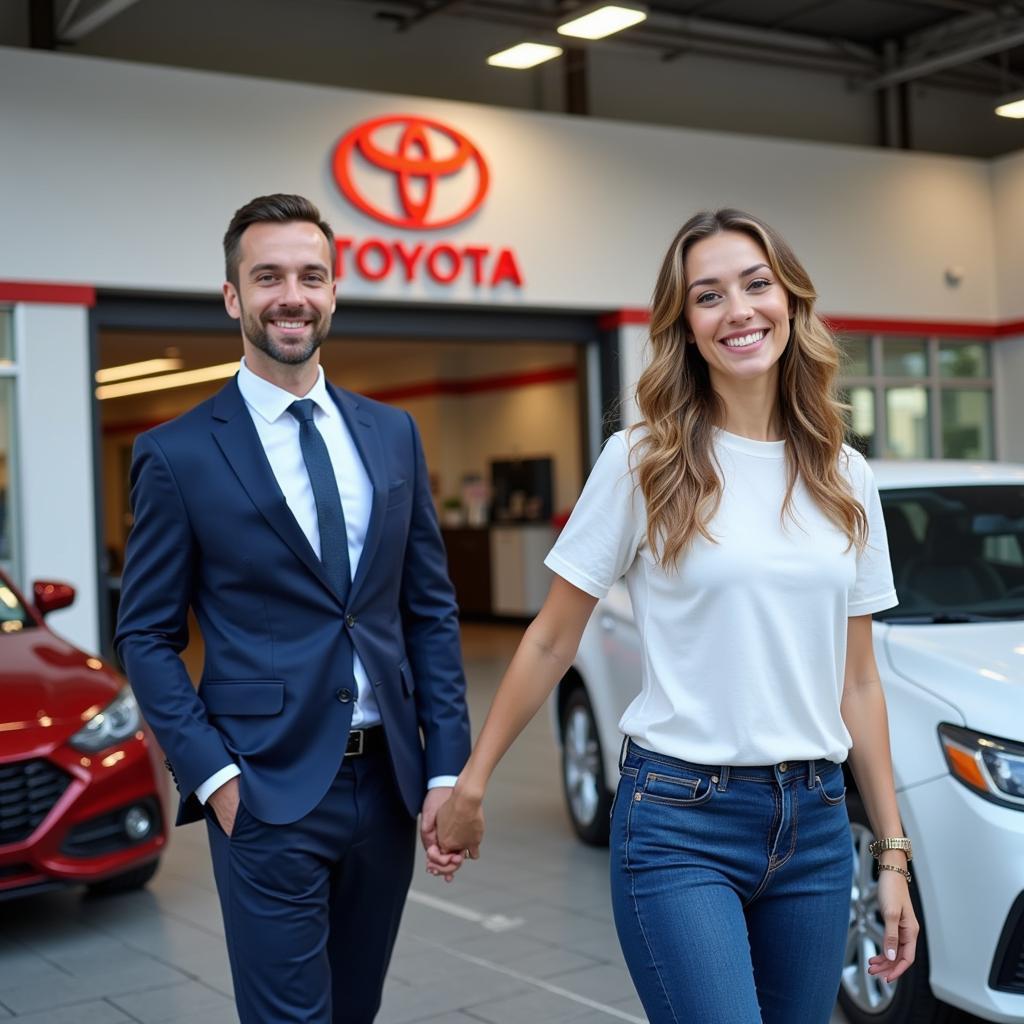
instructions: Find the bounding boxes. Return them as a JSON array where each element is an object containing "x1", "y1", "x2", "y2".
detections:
[{"x1": 0, "y1": 570, "x2": 167, "y2": 899}]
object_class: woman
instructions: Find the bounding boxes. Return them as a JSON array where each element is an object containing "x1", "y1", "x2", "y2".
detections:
[{"x1": 434, "y1": 209, "x2": 918, "y2": 1023}]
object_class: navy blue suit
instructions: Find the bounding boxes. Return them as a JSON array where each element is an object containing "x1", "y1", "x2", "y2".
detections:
[{"x1": 116, "y1": 375, "x2": 471, "y2": 1023}]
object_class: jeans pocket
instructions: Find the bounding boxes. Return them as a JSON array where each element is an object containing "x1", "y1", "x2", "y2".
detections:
[
  {"x1": 816, "y1": 769, "x2": 847, "y2": 807},
  {"x1": 641, "y1": 770, "x2": 714, "y2": 807}
]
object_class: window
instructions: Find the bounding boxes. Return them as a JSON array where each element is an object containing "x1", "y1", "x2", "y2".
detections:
[
  {"x1": 837, "y1": 333, "x2": 995, "y2": 460},
  {"x1": 882, "y1": 337, "x2": 928, "y2": 378},
  {"x1": 939, "y1": 340, "x2": 989, "y2": 379},
  {"x1": 0, "y1": 312, "x2": 11, "y2": 365},
  {"x1": 886, "y1": 386, "x2": 931, "y2": 458}
]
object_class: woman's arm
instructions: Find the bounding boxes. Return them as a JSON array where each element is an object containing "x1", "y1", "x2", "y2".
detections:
[
  {"x1": 841, "y1": 614, "x2": 920, "y2": 982},
  {"x1": 435, "y1": 575, "x2": 599, "y2": 858}
]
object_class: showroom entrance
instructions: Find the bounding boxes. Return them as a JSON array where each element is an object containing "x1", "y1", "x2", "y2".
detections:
[{"x1": 90, "y1": 296, "x2": 618, "y2": 661}]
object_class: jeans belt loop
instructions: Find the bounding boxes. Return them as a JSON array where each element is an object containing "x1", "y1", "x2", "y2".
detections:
[
  {"x1": 807, "y1": 760, "x2": 816, "y2": 790},
  {"x1": 717, "y1": 765, "x2": 730, "y2": 792},
  {"x1": 618, "y1": 735, "x2": 630, "y2": 772}
]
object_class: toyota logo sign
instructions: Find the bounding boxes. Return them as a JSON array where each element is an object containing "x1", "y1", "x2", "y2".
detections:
[{"x1": 332, "y1": 115, "x2": 490, "y2": 230}]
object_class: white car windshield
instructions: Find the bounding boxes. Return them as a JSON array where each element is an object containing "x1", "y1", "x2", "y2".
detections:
[{"x1": 878, "y1": 485, "x2": 1024, "y2": 622}]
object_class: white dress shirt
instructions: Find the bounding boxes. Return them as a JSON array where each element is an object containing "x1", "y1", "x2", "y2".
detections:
[{"x1": 196, "y1": 360, "x2": 455, "y2": 803}]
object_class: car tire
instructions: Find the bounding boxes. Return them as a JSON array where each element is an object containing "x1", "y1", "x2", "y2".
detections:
[
  {"x1": 86, "y1": 857, "x2": 160, "y2": 898},
  {"x1": 560, "y1": 686, "x2": 612, "y2": 847},
  {"x1": 839, "y1": 792, "x2": 966, "y2": 1024}
]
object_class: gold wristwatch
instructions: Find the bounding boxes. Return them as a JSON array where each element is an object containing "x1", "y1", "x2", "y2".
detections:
[{"x1": 868, "y1": 836, "x2": 913, "y2": 861}]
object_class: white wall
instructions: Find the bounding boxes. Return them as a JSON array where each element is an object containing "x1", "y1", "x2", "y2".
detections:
[
  {"x1": 618, "y1": 324, "x2": 647, "y2": 428},
  {"x1": 0, "y1": 46, "x2": 1002, "y2": 321},
  {"x1": 14, "y1": 304, "x2": 99, "y2": 653},
  {"x1": 991, "y1": 150, "x2": 1024, "y2": 323}
]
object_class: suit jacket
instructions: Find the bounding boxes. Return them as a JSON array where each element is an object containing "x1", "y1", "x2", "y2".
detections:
[{"x1": 115, "y1": 375, "x2": 471, "y2": 827}]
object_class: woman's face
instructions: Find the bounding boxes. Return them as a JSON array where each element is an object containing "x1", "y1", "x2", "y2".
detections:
[{"x1": 682, "y1": 230, "x2": 791, "y2": 387}]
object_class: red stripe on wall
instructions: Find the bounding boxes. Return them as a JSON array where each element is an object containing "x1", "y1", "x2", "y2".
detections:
[
  {"x1": 365, "y1": 366, "x2": 577, "y2": 404},
  {"x1": 600, "y1": 309, "x2": 1024, "y2": 339},
  {"x1": 598, "y1": 310, "x2": 651, "y2": 330},
  {"x1": 824, "y1": 316, "x2": 999, "y2": 338},
  {"x1": 0, "y1": 281, "x2": 97, "y2": 306}
]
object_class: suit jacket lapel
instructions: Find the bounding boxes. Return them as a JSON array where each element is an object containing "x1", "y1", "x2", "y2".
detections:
[
  {"x1": 210, "y1": 377, "x2": 342, "y2": 605},
  {"x1": 329, "y1": 382, "x2": 387, "y2": 603}
]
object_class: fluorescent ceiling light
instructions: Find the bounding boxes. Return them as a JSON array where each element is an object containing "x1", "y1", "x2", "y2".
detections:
[
  {"x1": 95, "y1": 357, "x2": 184, "y2": 384},
  {"x1": 487, "y1": 43, "x2": 563, "y2": 69},
  {"x1": 557, "y1": 4, "x2": 646, "y2": 39},
  {"x1": 96, "y1": 361, "x2": 237, "y2": 400},
  {"x1": 995, "y1": 93, "x2": 1024, "y2": 118}
]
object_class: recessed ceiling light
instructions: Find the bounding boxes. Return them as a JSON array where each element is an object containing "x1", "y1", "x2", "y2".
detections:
[
  {"x1": 995, "y1": 93, "x2": 1024, "y2": 118},
  {"x1": 557, "y1": 3, "x2": 647, "y2": 40},
  {"x1": 487, "y1": 43, "x2": 564, "y2": 69},
  {"x1": 94, "y1": 357, "x2": 184, "y2": 384},
  {"x1": 96, "y1": 362, "x2": 238, "y2": 400}
]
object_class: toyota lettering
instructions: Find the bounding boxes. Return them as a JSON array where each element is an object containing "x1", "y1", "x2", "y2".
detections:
[{"x1": 331, "y1": 115, "x2": 524, "y2": 289}]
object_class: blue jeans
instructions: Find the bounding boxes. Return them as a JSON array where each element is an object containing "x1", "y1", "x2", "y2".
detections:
[{"x1": 610, "y1": 740, "x2": 853, "y2": 1024}]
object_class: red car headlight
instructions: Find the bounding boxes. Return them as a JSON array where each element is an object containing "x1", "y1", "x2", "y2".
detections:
[{"x1": 69, "y1": 686, "x2": 142, "y2": 753}]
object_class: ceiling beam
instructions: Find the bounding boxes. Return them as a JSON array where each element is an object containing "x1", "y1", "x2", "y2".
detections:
[
  {"x1": 864, "y1": 20, "x2": 1024, "y2": 88},
  {"x1": 878, "y1": 0, "x2": 1003, "y2": 13},
  {"x1": 60, "y1": 0, "x2": 142, "y2": 42},
  {"x1": 57, "y1": 0, "x2": 84, "y2": 35},
  {"x1": 392, "y1": 0, "x2": 465, "y2": 30},
  {"x1": 355, "y1": 0, "x2": 1010, "y2": 92}
]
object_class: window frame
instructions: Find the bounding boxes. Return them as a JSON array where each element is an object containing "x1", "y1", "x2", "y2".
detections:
[
  {"x1": 0, "y1": 307, "x2": 21, "y2": 581},
  {"x1": 839, "y1": 334, "x2": 996, "y2": 460}
]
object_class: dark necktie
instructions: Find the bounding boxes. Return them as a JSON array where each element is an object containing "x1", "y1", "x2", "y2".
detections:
[{"x1": 287, "y1": 399, "x2": 351, "y2": 603}]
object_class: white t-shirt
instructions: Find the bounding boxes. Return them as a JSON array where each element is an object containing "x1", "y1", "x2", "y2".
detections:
[{"x1": 544, "y1": 428, "x2": 898, "y2": 765}]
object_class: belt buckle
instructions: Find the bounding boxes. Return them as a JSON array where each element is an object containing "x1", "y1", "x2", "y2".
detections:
[{"x1": 348, "y1": 729, "x2": 364, "y2": 757}]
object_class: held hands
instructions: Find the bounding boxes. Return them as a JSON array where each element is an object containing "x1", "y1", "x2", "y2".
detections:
[
  {"x1": 208, "y1": 776, "x2": 241, "y2": 838},
  {"x1": 435, "y1": 786, "x2": 485, "y2": 863},
  {"x1": 420, "y1": 787, "x2": 465, "y2": 883},
  {"x1": 866, "y1": 866, "x2": 920, "y2": 984}
]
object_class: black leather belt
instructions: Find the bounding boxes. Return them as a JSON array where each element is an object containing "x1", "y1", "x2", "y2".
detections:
[{"x1": 345, "y1": 726, "x2": 386, "y2": 757}]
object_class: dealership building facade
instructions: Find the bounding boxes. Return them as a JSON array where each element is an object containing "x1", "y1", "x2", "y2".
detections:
[{"x1": 3, "y1": 44, "x2": 1024, "y2": 655}]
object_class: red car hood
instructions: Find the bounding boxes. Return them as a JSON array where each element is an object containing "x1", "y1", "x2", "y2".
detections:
[{"x1": 0, "y1": 626, "x2": 123, "y2": 741}]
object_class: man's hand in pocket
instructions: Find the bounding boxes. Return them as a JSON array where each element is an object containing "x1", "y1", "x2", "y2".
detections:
[{"x1": 208, "y1": 776, "x2": 241, "y2": 837}]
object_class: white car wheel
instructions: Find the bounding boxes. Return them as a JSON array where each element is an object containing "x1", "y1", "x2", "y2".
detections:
[
  {"x1": 560, "y1": 687, "x2": 611, "y2": 846},
  {"x1": 838, "y1": 793, "x2": 961, "y2": 1024}
]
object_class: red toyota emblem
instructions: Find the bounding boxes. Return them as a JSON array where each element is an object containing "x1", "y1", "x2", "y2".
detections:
[{"x1": 332, "y1": 115, "x2": 490, "y2": 230}]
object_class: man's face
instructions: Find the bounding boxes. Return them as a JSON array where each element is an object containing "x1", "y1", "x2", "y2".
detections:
[{"x1": 223, "y1": 221, "x2": 336, "y2": 366}]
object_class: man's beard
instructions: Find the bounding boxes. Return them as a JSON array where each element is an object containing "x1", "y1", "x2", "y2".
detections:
[{"x1": 240, "y1": 301, "x2": 330, "y2": 366}]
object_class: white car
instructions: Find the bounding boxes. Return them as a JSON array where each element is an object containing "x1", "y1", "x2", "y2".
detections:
[{"x1": 552, "y1": 460, "x2": 1024, "y2": 1024}]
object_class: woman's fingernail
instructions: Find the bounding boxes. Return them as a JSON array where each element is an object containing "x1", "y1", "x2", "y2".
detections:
[{"x1": 886, "y1": 949, "x2": 896, "y2": 961}]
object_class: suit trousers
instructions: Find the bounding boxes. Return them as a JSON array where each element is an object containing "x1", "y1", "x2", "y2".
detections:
[{"x1": 205, "y1": 745, "x2": 417, "y2": 1024}]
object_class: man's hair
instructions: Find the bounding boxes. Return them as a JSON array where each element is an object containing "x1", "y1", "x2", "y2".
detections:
[{"x1": 223, "y1": 194, "x2": 336, "y2": 286}]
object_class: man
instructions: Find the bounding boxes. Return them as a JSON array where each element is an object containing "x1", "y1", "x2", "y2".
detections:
[{"x1": 116, "y1": 194, "x2": 471, "y2": 1024}]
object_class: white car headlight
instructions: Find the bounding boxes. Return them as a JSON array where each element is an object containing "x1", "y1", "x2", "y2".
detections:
[
  {"x1": 939, "y1": 724, "x2": 1024, "y2": 810},
  {"x1": 69, "y1": 687, "x2": 141, "y2": 754}
]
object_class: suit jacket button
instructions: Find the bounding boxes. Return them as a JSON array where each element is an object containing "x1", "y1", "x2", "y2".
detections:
[
  {"x1": 336, "y1": 688, "x2": 353, "y2": 703},
  {"x1": 345, "y1": 614, "x2": 357, "y2": 628}
]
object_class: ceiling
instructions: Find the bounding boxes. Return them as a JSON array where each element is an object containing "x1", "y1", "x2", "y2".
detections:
[{"x1": 7, "y1": 0, "x2": 1024, "y2": 155}]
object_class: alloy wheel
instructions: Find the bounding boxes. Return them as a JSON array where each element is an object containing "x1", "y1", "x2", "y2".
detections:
[
  {"x1": 564, "y1": 705, "x2": 602, "y2": 828},
  {"x1": 841, "y1": 821, "x2": 898, "y2": 1014}
]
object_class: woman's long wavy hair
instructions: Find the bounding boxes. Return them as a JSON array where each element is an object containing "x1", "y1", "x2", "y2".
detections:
[{"x1": 632, "y1": 208, "x2": 867, "y2": 567}]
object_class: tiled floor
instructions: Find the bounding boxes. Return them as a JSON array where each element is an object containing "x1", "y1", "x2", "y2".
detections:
[{"x1": 0, "y1": 624, "x2": 853, "y2": 1024}]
